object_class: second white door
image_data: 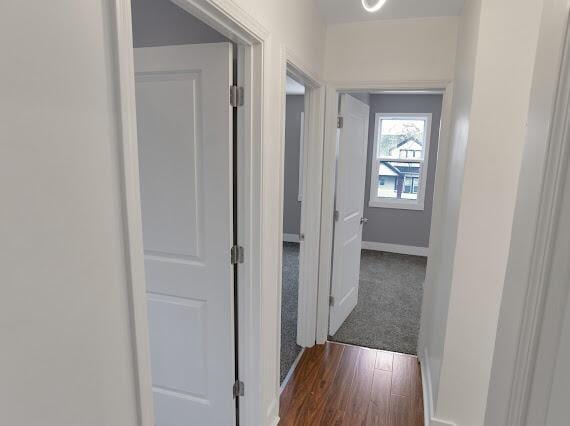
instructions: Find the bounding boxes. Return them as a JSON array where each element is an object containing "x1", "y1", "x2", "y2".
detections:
[
  {"x1": 135, "y1": 43, "x2": 235, "y2": 426},
  {"x1": 329, "y1": 94, "x2": 370, "y2": 335}
]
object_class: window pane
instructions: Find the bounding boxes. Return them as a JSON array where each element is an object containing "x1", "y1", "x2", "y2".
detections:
[
  {"x1": 377, "y1": 118, "x2": 426, "y2": 160},
  {"x1": 377, "y1": 161, "x2": 421, "y2": 201}
]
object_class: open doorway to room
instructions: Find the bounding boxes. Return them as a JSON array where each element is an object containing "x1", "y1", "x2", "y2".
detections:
[
  {"x1": 328, "y1": 91, "x2": 443, "y2": 355},
  {"x1": 128, "y1": 0, "x2": 257, "y2": 424},
  {"x1": 279, "y1": 74, "x2": 307, "y2": 386}
]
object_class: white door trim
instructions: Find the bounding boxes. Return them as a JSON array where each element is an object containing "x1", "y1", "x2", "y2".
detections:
[
  {"x1": 498, "y1": 18, "x2": 570, "y2": 426},
  {"x1": 316, "y1": 80, "x2": 453, "y2": 344},
  {"x1": 483, "y1": 7, "x2": 570, "y2": 426},
  {"x1": 277, "y1": 47, "x2": 325, "y2": 353},
  {"x1": 112, "y1": 1, "x2": 269, "y2": 425}
]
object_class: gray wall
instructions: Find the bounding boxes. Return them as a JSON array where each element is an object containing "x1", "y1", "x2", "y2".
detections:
[
  {"x1": 362, "y1": 94, "x2": 443, "y2": 248},
  {"x1": 131, "y1": 0, "x2": 228, "y2": 47},
  {"x1": 283, "y1": 95, "x2": 304, "y2": 236}
]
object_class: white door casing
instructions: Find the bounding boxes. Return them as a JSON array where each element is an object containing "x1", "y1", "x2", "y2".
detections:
[
  {"x1": 329, "y1": 94, "x2": 370, "y2": 335},
  {"x1": 135, "y1": 43, "x2": 235, "y2": 426}
]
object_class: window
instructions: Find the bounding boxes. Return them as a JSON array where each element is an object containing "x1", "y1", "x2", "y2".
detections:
[{"x1": 369, "y1": 113, "x2": 432, "y2": 210}]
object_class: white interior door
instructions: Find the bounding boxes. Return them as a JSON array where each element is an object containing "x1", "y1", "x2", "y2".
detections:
[
  {"x1": 329, "y1": 94, "x2": 370, "y2": 335},
  {"x1": 135, "y1": 43, "x2": 235, "y2": 426}
]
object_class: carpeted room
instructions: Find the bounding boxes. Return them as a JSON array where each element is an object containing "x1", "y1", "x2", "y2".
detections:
[{"x1": 279, "y1": 92, "x2": 442, "y2": 384}]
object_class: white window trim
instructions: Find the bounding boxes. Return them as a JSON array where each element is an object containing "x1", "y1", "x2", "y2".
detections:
[{"x1": 368, "y1": 112, "x2": 432, "y2": 211}]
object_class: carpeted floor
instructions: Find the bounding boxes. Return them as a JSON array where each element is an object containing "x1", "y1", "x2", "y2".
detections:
[
  {"x1": 280, "y1": 242, "x2": 302, "y2": 384},
  {"x1": 330, "y1": 250, "x2": 427, "y2": 355}
]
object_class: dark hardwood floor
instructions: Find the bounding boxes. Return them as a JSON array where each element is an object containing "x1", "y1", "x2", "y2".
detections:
[{"x1": 279, "y1": 341, "x2": 424, "y2": 426}]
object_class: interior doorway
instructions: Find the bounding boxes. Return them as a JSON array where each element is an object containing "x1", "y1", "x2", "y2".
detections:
[
  {"x1": 276, "y1": 59, "x2": 325, "y2": 393},
  {"x1": 280, "y1": 74, "x2": 307, "y2": 386},
  {"x1": 323, "y1": 90, "x2": 445, "y2": 355},
  {"x1": 128, "y1": 1, "x2": 259, "y2": 424}
]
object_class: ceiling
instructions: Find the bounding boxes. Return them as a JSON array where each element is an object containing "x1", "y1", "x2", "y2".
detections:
[{"x1": 316, "y1": 0, "x2": 464, "y2": 24}]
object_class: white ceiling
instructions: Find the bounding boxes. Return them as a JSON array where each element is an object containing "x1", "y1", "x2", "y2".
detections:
[{"x1": 317, "y1": 0, "x2": 464, "y2": 24}]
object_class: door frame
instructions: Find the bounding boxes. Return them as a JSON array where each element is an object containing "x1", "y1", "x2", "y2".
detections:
[
  {"x1": 277, "y1": 47, "x2": 325, "y2": 358},
  {"x1": 316, "y1": 81, "x2": 453, "y2": 344},
  {"x1": 485, "y1": 11, "x2": 570, "y2": 425},
  {"x1": 112, "y1": 1, "x2": 269, "y2": 425}
]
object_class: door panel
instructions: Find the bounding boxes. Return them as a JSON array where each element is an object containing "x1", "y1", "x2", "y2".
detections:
[
  {"x1": 135, "y1": 43, "x2": 234, "y2": 426},
  {"x1": 329, "y1": 94, "x2": 370, "y2": 335}
]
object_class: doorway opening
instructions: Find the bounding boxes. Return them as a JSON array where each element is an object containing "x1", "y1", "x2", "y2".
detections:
[
  {"x1": 123, "y1": 0, "x2": 266, "y2": 424},
  {"x1": 280, "y1": 74, "x2": 306, "y2": 386},
  {"x1": 276, "y1": 58, "x2": 324, "y2": 394},
  {"x1": 327, "y1": 91, "x2": 444, "y2": 355}
]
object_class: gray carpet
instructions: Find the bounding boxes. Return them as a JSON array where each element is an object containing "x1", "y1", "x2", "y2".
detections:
[
  {"x1": 280, "y1": 242, "x2": 302, "y2": 384},
  {"x1": 330, "y1": 250, "x2": 427, "y2": 355}
]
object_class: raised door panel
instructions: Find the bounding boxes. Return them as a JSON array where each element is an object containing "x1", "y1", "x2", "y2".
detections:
[{"x1": 136, "y1": 71, "x2": 203, "y2": 261}]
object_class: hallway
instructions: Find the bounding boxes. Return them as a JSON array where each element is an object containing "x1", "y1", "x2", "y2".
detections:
[{"x1": 279, "y1": 342, "x2": 424, "y2": 425}]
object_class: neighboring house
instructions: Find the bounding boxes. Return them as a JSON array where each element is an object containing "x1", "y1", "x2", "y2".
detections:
[{"x1": 377, "y1": 137, "x2": 422, "y2": 199}]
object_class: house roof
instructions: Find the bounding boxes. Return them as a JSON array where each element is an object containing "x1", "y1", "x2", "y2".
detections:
[
  {"x1": 379, "y1": 161, "x2": 421, "y2": 177},
  {"x1": 380, "y1": 135, "x2": 423, "y2": 157},
  {"x1": 379, "y1": 162, "x2": 399, "y2": 177}
]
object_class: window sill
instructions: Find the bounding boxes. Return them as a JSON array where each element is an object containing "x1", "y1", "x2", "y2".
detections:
[{"x1": 368, "y1": 200, "x2": 425, "y2": 211}]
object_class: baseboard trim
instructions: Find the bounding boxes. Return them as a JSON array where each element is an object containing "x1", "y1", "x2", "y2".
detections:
[
  {"x1": 266, "y1": 398, "x2": 280, "y2": 426},
  {"x1": 280, "y1": 348, "x2": 305, "y2": 393},
  {"x1": 361, "y1": 241, "x2": 428, "y2": 257},
  {"x1": 283, "y1": 233, "x2": 300, "y2": 243},
  {"x1": 419, "y1": 347, "x2": 456, "y2": 426}
]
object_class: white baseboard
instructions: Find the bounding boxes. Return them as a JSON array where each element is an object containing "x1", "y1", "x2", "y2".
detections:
[
  {"x1": 283, "y1": 233, "x2": 300, "y2": 243},
  {"x1": 280, "y1": 348, "x2": 305, "y2": 393},
  {"x1": 361, "y1": 241, "x2": 428, "y2": 257},
  {"x1": 266, "y1": 398, "x2": 280, "y2": 426},
  {"x1": 419, "y1": 348, "x2": 456, "y2": 426}
]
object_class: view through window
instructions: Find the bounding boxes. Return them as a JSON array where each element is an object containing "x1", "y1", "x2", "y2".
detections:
[{"x1": 369, "y1": 114, "x2": 431, "y2": 209}]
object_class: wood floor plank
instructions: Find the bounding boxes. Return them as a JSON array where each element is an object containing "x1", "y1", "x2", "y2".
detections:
[
  {"x1": 279, "y1": 344, "x2": 325, "y2": 414},
  {"x1": 411, "y1": 358, "x2": 424, "y2": 426},
  {"x1": 279, "y1": 344, "x2": 328, "y2": 425},
  {"x1": 279, "y1": 342, "x2": 424, "y2": 426},
  {"x1": 389, "y1": 394, "x2": 412, "y2": 426},
  {"x1": 375, "y1": 350, "x2": 394, "y2": 371},
  {"x1": 344, "y1": 347, "x2": 376, "y2": 425},
  {"x1": 316, "y1": 344, "x2": 361, "y2": 425},
  {"x1": 358, "y1": 346, "x2": 379, "y2": 370},
  {"x1": 391, "y1": 354, "x2": 415, "y2": 396},
  {"x1": 365, "y1": 369, "x2": 391, "y2": 426},
  {"x1": 279, "y1": 342, "x2": 344, "y2": 426}
]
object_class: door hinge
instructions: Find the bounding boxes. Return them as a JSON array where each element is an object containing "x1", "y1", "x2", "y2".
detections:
[
  {"x1": 329, "y1": 295, "x2": 335, "y2": 306},
  {"x1": 233, "y1": 380, "x2": 245, "y2": 398},
  {"x1": 337, "y1": 116, "x2": 344, "y2": 128},
  {"x1": 230, "y1": 85, "x2": 244, "y2": 107},
  {"x1": 230, "y1": 245, "x2": 244, "y2": 264},
  {"x1": 333, "y1": 210, "x2": 340, "y2": 221}
]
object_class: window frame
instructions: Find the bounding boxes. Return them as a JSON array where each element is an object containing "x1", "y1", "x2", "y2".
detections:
[{"x1": 368, "y1": 113, "x2": 432, "y2": 210}]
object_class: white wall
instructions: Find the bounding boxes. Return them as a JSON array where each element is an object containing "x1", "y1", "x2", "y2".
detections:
[
  {"x1": 324, "y1": 17, "x2": 459, "y2": 82},
  {"x1": 0, "y1": 2, "x2": 139, "y2": 425},
  {"x1": 484, "y1": 0, "x2": 570, "y2": 424},
  {"x1": 418, "y1": 0, "x2": 560, "y2": 424},
  {"x1": 418, "y1": 0, "x2": 481, "y2": 415},
  {"x1": 0, "y1": 1, "x2": 326, "y2": 425}
]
